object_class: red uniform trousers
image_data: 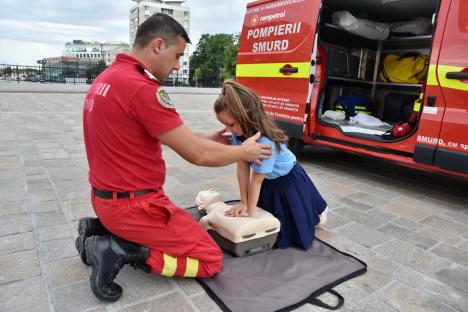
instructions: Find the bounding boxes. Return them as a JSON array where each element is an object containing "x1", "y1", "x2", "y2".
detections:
[{"x1": 91, "y1": 189, "x2": 223, "y2": 278}]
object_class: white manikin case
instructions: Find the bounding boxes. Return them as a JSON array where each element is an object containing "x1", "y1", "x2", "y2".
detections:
[{"x1": 195, "y1": 190, "x2": 280, "y2": 257}]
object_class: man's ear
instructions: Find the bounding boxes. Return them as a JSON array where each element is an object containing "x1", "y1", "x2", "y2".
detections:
[{"x1": 152, "y1": 38, "x2": 165, "y2": 55}]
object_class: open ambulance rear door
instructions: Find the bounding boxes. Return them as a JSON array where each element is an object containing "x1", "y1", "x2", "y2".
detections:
[
  {"x1": 236, "y1": 0, "x2": 320, "y2": 141},
  {"x1": 414, "y1": 0, "x2": 468, "y2": 174}
]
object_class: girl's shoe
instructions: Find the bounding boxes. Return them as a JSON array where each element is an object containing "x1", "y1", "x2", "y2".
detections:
[{"x1": 318, "y1": 206, "x2": 329, "y2": 226}]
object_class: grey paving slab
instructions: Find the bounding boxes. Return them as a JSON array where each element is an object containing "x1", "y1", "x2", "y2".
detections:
[
  {"x1": 420, "y1": 215, "x2": 468, "y2": 236},
  {"x1": 0, "y1": 201, "x2": 28, "y2": 216},
  {"x1": 31, "y1": 200, "x2": 61, "y2": 213},
  {"x1": 321, "y1": 211, "x2": 352, "y2": 230},
  {"x1": 423, "y1": 272, "x2": 468, "y2": 312},
  {"x1": 374, "y1": 240, "x2": 452, "y2": 277},
  {"x1": 332, "y1": 282, "x2": 395, "y2": 312},
  {"x1": 0, "y1": 276, "x2": 50, "y2": 312},
  {"x1": 378, "y1": 281, "x2": 459, "y2": 312},
  {"x1": 418, "y1": 226, "x2": 461, "y2": 245},
  {"x1": 336, "y1": 222, "x2": 391, "y2": 248},
  {"x1": 351, "y1": 268, "x2": 393, "y2": 294},
  {"x1": 0, "y1": 249, "x2": 41, "y2": 284},
  {"x1": 0, "y1": 187, "x2": 26, "y2": 202},
  {"x1": 42, "y1": 237, "x2": 78, "y2": 262},
  {"x1": 38, "y1": 224, "x2": 73, "y2": 242},
  {"x1": 36, "y1": 211, "x2": 67, "y2": 228},
  {"x1": 190, "y1": 293, "x2": 224, "y2": 312},
  {"x1": 377, "y1": 223, "x2": 438, "y2": 250},
  {"x1": 0, "y1": 212, "x2": 32, "y2": 236},
  {"x1": 1, "y1": 91, "x2": 467, "y2": 312},
  {"x1": 391, "y1": 217, "x2": 425, "y2": 232},
  {"x1": 62, "y1": 198, "x2": 96, "y2": 221},
  {"x1": 46, "y1": 256, "x2": 89, "y2": 288},
  {"x1": 174, "y1": 277, "x2": 205, "y2": 296},
  {"x1": 380, "y1": 196, "x2": 444, "y2": 221},
  {"x1": 458, "y1": 239, "x2": 468, "y2": 251},
  {"x1": 365, "y1": 255, "x2": 428, "y2": 289},
  {"x1": 0, "y1": 231, "x2": 35, "y2": 255},
  {"x1": 118, "y1": 292, "x2": 196, "y2": 312},
  {"x1": 333, "y1": 206, "x2": 386, "y2": 228},
  {"x1": 53, "y1": 280, "x2": 104, "y2": 312},
  {"x1": 430, "y1": 243, "x2": 468, "y2": 268}
]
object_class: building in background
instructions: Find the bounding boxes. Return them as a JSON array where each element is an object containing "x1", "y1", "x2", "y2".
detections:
[
  {"x1": 105, "y1": 46, "x2": 132, "y2": 65},
  {"x1": 63, "y1": 40, "x2": 130, "y2": 65},
  {"x1": 37, "y1": 56, "x2": 99, "y2": 83},
  {"x1": 130, "y1": 0, "x2": 190, "y2": 85}
]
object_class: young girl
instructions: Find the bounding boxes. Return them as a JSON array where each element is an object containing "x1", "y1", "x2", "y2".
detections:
[{"x1": 214, "y1": 80, "x2": 328, "y2": 250}]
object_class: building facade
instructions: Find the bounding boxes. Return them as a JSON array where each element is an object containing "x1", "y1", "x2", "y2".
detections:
[
  {"x1": 63, "y1": 40, "x2": 130, "y2": 65},
  {"x1": 105, "y1": 46, "x2": 132, "y2": 65},
  {"x1": 130, "y1": 0, "x2": 190, "y2": 85}
]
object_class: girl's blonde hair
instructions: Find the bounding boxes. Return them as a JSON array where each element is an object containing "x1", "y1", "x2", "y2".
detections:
[{"x1": 214, "y1": 80, "x2": 287, "y2": 150}]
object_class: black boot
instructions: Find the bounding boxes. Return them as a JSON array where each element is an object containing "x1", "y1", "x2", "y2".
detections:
[
  {"x1": 75, "y1": 217, "x2": 110, "y2": 265},
  {"x1": 85, "y1": 235, "x2": 151, "y2": 302}
]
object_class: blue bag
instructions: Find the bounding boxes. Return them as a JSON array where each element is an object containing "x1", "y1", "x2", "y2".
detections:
[{"x1": 334, "y1": 96, "x2": 372, "y2": 117}]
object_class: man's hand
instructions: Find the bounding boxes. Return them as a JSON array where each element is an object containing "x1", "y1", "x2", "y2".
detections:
[
  {"x1": 241, "y1": 132, "x2": 272, "y2": 165},
  {"x1": 207, "y1": 128, "x2": 231, "y2": 145},
  {"x1": 225, "y1": 203, "x2": 250, "y2": 217}
]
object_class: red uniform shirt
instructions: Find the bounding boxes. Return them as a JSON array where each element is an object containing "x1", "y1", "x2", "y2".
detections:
[{"x1": 83, "y1": 54, "x2": 183, "y2": 192}]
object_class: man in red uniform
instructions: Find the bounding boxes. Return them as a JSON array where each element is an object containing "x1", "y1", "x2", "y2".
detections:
[{"x1": 78, "y1": 13, "x2": 272, "y2": 302}]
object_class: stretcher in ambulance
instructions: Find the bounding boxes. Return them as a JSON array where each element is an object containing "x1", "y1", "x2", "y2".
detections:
[{"x1": 237, "y1": 0, "x2": 468, "y2": 178}]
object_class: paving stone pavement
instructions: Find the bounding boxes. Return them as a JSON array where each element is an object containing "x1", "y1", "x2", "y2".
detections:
[{"x1": 0, "y1": 90, "x2": 467, "y2": 312}]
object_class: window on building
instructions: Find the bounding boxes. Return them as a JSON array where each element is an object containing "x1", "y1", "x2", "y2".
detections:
[
  {"x1": 161, "y1": 9, "x2": 173, "y2": 15},
  {"x1": 183, "y1": 70, "x2": 187, "y2": 74},
  {"x1": 184, "y1": 11, "x2": 189, "y2": 17},
  {"x1": 183, "y1": 62, "x2": 187, "y2": 66}
]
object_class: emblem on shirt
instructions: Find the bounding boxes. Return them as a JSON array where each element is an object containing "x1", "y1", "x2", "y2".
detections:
[{"x1": 156, "y1": 88, "x2": 175, "y2": 109}]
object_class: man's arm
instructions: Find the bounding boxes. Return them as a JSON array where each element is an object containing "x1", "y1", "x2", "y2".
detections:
[{"x1": 157, "y1": 124, "x2": 271, "y2": 166}]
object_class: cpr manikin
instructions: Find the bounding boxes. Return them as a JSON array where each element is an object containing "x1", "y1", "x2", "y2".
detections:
[{"x1": 195, "y1": 189, "x2": 281, "y2": 256}]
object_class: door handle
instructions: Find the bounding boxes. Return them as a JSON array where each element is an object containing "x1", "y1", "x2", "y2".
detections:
[
  {"x1": 446, "y1": 71, "x2": 468, "y2": 79},
  {"x1": 279, "y1": 65, "x2": 298, "y2": 74}
]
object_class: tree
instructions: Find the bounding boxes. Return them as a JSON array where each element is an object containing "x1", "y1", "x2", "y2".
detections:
[
  {"x1": 4, "y1": 66, "x2": 12, "y2": 76},
  {"x1": 86, "y1": 60, "x2": 108, "y2": 83},
  {"x1": 92, "y1": 60, "x2": 107, "y2": 77},
  {"x1": 189, "y1": 33, "x2": 239, "y2": 87}
]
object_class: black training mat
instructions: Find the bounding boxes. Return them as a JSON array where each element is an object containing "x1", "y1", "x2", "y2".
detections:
[{"x1": 185, "y1": 205, "x2": 367, "y2": 312}]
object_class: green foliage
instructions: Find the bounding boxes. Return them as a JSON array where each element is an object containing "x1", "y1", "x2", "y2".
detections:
[
  {"x1": 86, "y1": 60, "x2": 108, "y2": 83},
  {"x1": 4, "y1": 66, "x2": 13, "y2": 75},
  {"x1": 189, "y1": 33, "x2": 239, "y2": 87},
  {"x1": 92, "y1": 60, "x2": 108, "y2": 77}
]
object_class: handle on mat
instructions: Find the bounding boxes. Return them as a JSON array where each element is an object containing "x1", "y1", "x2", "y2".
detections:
[{"x1": 308, "y1": 289, "x2": 344, "y2": 310}]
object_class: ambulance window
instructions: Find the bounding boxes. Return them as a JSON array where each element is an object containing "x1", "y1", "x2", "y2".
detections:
[{"x1": 460, "y1": 0, "x2": 468, "y2": 32}]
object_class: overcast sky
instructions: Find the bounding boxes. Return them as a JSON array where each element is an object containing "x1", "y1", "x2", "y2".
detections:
[{"x1": 0, "y1": 0, "x2": 251, "y2": 65}]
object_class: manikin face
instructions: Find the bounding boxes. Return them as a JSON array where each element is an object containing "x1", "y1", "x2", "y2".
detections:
[
  {"x1": 153, "y1": 36, "x2": 186, "y2": 82},
  {"x1": 216, "y1": 110, "x2": 243, "y2": 137}
]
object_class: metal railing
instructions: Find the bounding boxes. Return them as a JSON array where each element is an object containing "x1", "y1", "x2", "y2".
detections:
[
  {"x1": 0, "y1": 63, "x2": 102, "y2": 84},
  {"x1": 0, "y1": 63, "x2": 191, "y2": 86}
]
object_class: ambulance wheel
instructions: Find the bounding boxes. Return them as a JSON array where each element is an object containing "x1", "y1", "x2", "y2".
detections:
[{"x1": 288, "y1": 138, "x2": 304, "y2": 155}]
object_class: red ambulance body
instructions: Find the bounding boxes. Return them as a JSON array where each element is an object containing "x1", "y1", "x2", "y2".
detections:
[{"x1": 237, "y1": 0, "x2": 468, "y2": 178}]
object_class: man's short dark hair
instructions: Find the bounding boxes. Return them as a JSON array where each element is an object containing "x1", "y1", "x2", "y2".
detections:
[{"x1": 133, "y1": 13, "x2": 191, "y2": 48}]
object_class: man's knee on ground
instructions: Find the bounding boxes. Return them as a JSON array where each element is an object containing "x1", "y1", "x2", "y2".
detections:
[{"x1": 196, "y1": 245, "x2": 223, "y2": 278}]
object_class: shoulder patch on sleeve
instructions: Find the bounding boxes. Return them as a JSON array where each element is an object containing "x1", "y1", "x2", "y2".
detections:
[{"x1": 156, "y1": 88, "x2": 175, "y2": 109}]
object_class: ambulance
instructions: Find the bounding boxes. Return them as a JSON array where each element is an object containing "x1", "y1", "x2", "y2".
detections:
[{"x1": 236, "y1": 0, "x2": 468, "y2": 178}]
